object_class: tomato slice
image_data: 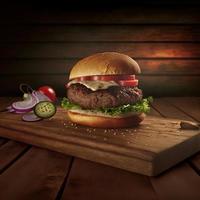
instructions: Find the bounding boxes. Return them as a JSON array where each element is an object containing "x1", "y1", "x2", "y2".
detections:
[
  {"x1": 76, "y1": 76, "x2": 93, "y2": 81},
  {"x1": 118, "y1": 79, "x2": 138, "y2": 87},
  {"x1": 74, "y1": 74, "x2": 135, "y2": 82}
]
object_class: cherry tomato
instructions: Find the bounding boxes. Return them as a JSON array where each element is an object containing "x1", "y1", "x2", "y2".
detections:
[
  {"x1": 118, "y1": 79, "x2": 138, "y2": 87},
  {"x1": 74, "y1": 74, "x2": 135, "y2": 82},
  {"x1": 38, "y1": 86, "x2": 56, "y2": 102}
]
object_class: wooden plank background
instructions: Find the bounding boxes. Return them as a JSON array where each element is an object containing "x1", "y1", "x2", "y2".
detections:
[{"x1": 0, "y1": 4, "x2": 200, "y2": 97}]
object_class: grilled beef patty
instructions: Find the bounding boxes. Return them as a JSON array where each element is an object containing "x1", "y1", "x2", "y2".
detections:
[{"x1": 67, "y1": 83, "x2": 143, "y2": 109}]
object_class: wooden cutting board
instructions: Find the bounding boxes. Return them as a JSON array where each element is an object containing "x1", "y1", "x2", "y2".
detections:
[{"x1": 0, "y1": 108, "x2": 199, "y2": 176}]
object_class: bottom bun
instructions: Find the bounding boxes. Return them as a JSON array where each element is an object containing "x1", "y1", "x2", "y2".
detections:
[{"x1": 67, "y1": 110, "x2": 145, "y2": 128}]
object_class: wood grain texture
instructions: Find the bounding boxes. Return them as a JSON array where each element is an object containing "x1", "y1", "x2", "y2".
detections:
[
  {"x1": 0, "y1": 43, "x2": 200, "y2": 59},
  {"x1": 0, "y1": 6, "x2": 199, "y2": 97},
  {"x1": 0, "y1": 6, "x2": 200, "y2": 24},
  {"x1": 190, "y1": 153, "x2": 200, "y2": 174},
  {"x1": 0, "y1": 104, "x2": 199, "y2": 176},
  {"x1": 150, "y1": 163, "x2": 200, "y2": 200},
  {"x1": 149, "y1": 107, "x2": 161, "y2": 117},
  {"x1": 0, "y1": 138, "x2": 7, "y2": 147},
  {"x1": 0, "y1": 75, "x2": 199, "y2": 97},
  {"x1": 149, "y1": 98, "x2": 200, "y2": 200},
  {"x1": 0, "y1": 140, "x2": 29, "y2": 173},
  {"x1": 0, "y1": 97, "x2": 16, "y2": 110},
  {"x1": 1, "y1": 25, "x2": 200, "y2": 42},
  {"x1": 152, "y1": 98, "x2": 197, "y2": 121},
  {"x1": 61, "y1": 103, "x2": 200, "y2": 200},
  {"x1": 1, "y1": 59, "x2": 200, "y2": 75},
  {"x1": 61, "y1": 158, "x2": 157, "y2": 200},
  {"x1": 0, "y1": 5, "x2": 199, "y2": 97},
  {"x1": 166, "y1": 97, "x2": 200, "y2": 122},
  {"x1": 0, "y1": 147, "x2": 72, "y2": 200},
  {"x1": 164, "y1": 97, "x2": 200, "y2": 172},
  {"x1": 61, "y1": 107, "x2": 160, "y2": 200},
  {"x1": 0, "y1": 97, "x2": 17, "y2": 150}
]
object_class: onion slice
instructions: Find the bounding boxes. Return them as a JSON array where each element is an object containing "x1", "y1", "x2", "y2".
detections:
[
  {"x1": 14, "y1": 110, "x2": 29, "y2": 114},
  {"x1": 6, "y1": 106, "x2": 12, "y2": 110},
  {"x1": 7, "y1": 106, "x2": 25, "y2": 113},
  {"x1": 32, "y1": 90, "x2": 51, "y2": 102},
  {"x1": 22, "y1": 112, "x2": 42, "y2": 122},
  {"x1": 12, "y1": 93, "x2": 37, "y2": 112},
  {"x1": 7, "y1": 108, "x2": 15, "y2": 113}
]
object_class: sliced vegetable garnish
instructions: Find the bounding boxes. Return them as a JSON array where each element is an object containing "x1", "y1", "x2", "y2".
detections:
[
  {"x1": 19, "y1": 83, "x2": 34, "y2": 94},
  {"x1": 34, "y1": 101, "x2": 56, "y2": 119},
  {"x1": 12, "y1": 93, "x2": 37, "y2": 112},
  {"x1": 22, "y1": 112, "x2": 42, "y2": 122},
  {"x1": 72, "y1": 74, "x2": 135, "y2": 82},
  {"x1": 38, "y1": 86, "x2": 57, "y2": 102},
  {"x1": 118, "y1": 79, "x2": 138, "y2": 87},
  {"x1": 32, "y1": 90, "x2": 51, "y2": 102}
]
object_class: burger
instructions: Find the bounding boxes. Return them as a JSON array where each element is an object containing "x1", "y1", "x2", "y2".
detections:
[{"x1": 62, "y1": 52, "x2": 152, "y2": 128}]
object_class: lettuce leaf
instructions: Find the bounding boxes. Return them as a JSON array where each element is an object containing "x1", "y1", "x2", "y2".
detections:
[{"x1": 61, "y1": 96, "x2": 153, "y2": 116}]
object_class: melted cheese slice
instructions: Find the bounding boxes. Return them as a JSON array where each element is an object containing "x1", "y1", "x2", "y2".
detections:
[{"x1": 68, "y1": 80, "x2": 119, "y2": 91}]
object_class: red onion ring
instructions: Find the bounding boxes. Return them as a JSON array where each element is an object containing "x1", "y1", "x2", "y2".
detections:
[
  {"x1": 22, "y1": 112, "x2": 42, "y2": 122},
  {"x1": 12, "y1": 93, "x2": 37, "y2": 112}
]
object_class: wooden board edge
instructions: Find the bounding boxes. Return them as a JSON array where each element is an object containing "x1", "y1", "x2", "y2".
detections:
[
  {"x1": 0, "y1": 127, "x2": 154, "y2": 176},
  {"x1": 152, "y1": 132, "x2": 200, "y2": 175}
]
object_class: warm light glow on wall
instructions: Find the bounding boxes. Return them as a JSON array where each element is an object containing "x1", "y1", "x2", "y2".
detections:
[{"x1": 153, "y1": 50, "x2": 177, "y2": 57}]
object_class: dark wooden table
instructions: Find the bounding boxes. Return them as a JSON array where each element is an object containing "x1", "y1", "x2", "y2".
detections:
[{"x1": 0, "y1": 97, "x2": 200, "y2": 200}]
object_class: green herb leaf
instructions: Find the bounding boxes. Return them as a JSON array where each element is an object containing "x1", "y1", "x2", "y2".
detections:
[
  {"x1": 61, "y1": 97, "x2": 153, "y2": 116},
  {"x1": 61, "y1": 97, "x2": 81, "y2": 109}
]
